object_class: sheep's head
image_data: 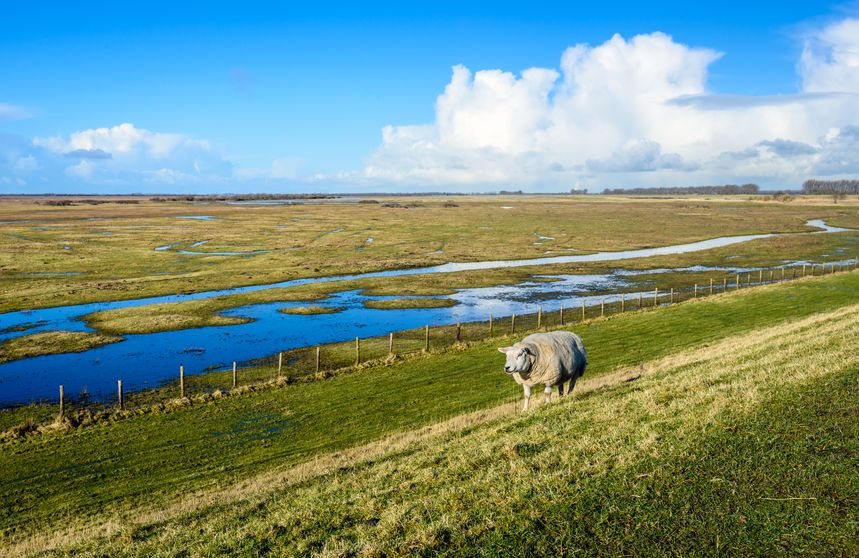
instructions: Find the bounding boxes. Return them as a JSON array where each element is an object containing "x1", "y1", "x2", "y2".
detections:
[{"x1": 497, "y1": 345, "x2": 534, "y2": 374}]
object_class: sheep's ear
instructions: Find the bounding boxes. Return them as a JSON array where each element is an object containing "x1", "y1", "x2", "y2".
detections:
[
  {"x1": 521, "y1": 347, "x2": 533, "y2": 356},
  {"x1": 497, "y1": 347, "x2": 511, "y2": 354}
]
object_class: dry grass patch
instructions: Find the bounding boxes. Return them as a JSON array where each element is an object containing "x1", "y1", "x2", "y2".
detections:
[
  {"x1": 279, "y1": 305, "x2": 345, "y2": 315},
  {"x1": 363, "y1": 297, "x2": 458, "y2": 310},
  {"x1": 0, "y1": 331, "x2": 122, "y2": 364}
]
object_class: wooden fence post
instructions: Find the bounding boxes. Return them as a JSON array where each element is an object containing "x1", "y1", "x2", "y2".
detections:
[
  {"x1": 709, "y1": 278, "x2": 714, "y2": 295},
  {"x1": 694, "y1": 284, "x2": 698, "y2": 298},
  {"x1": 537, "y1": 307, "x2": 542, "y2": 329},
  {"x1": 670, "y1": 288, "x2": 674, "y2": 303},
  {"x1": 600, "y1": 300, "x2": 605, "y2": 317},
  {"x1": 769, "y1": 270, "x2": 774, "y2": 283},
  {"x1": 278, "y1": 352, "x2": 283, "y2": 376},
  {"x1": 232, "y1": 361, "x2": 237, "y2": 388},
  {"x1": 489, "y1": 313, "x2": 493, "y2": 337},
  {"x1": 389, "y1": 332, "x2": 394, "y2": 354},
  {"x1": 59, "y1": 385, "x2": 64, "y2": 419},
  {"x1": 315, "y1": 346, "x2": 321, "y2": 373},
  {"x1": 582, "y1": 300, "x2": 586, "y2": 320},
  {"x1": 511, "y1": 314, "x2": 516, "y2": 334},
  {"x1": 653, "y1": 288, "x2": 659, "y2": 308},
  {"x1": 117, "y1": 380, "x2": 124, "y2": 410},
  {"x1": 180, "y1": 365, "x2": 185, "y2": 398},
  {"x1": 424, "y1": 325, "x2": 429, "y2": 351},
  {"x1": 758, "y1": 269, "x2": 763, "y2": 284},
  {"x1": 802, "y1": 264, "x2": 806, "y2": 276},
  {"x1": 559, "y1": 307, "x2": 564, "y2": 326},
  {"x1": 722, "y1": 278, "x2": 727, "y2": 291},
  {"x1": 638, "y1": 293, "x2": 643, "y2": 309},
  {"x1": 621, "y1": 293, "x2": 625, "y2": 313},
  {"x1": 736, "y1": 274, "x2": 740, "y2": 289},
  {"x1": 455, "y1": 323, "x2": 461, "y2": 342},
  {"x1": 355, "y1": 337, "x2": 360, "y2": 366}
]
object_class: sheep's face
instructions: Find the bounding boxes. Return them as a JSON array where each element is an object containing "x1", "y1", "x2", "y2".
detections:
[{"x1": 497, "y1": 346, "x2": 533, "y2": 374}]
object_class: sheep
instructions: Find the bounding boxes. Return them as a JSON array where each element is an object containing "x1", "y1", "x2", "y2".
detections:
[{"x1": 498, "y1": 331, "x2": 587, "y2": 411}]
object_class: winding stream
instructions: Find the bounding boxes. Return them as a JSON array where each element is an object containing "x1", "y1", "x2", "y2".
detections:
[{"x1": 0, "y1": 220, "x2": 853, "y2": 406}]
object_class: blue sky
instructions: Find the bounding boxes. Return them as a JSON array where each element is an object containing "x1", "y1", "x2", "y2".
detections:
[{"x1": 2, "y1": 1, "x2": 859, "y2": 192}]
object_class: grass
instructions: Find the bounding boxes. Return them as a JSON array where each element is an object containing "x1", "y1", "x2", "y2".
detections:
[
  {"x1": 3, "y1": 195, "x2": 859, "y2": 314},
  {"x1": 363, "y1": 297, "x2": 457, "y2": 309},
  {"x1": 8, "y1": 280, "x2": 859, "y2": 556},
  {"x1": 279, "y1": 305, "x2": 345, "y2": 315},
  {"x1": 1, "y1": 271, "x2": 858, "y2": 555},
  {"x1": 0, "y1": 331, "x2": 122, "y2": 364}
]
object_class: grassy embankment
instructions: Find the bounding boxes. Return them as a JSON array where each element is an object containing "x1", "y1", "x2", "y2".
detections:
[
  {"x1": 3, "y1": 195, "x2": 859, "y2": 315},
  {"x1": 1, "y1": 271, "x2": 857, "y2": 555},
  {"x1": 35, "y1": 292, "x2": 859, "y2": 556}
]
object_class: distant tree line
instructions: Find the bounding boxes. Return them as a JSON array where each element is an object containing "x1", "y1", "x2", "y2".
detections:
[
  {"x1": 602, "y1": 184, "x2": 759, "y2": 195},
  {"x1": 802, "y1": 179, "x2": 859, "y2": 194}
]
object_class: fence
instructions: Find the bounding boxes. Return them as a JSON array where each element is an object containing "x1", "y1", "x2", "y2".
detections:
[{"x1": 19, "y1": 259, "x2": 859, "y2": 426}]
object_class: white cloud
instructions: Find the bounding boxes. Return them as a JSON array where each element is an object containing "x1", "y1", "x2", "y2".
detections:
[
  {"x1": 800, "y1": 18, "x2": 859, "y2": 93},
  {"x1": 585, "y1": 139, "x2": 696, "y2": 173},
  {"x1": 2, "y1": 122, "x2": 311, "y2": 192},
  {"x1": 363, "y1": 20, "x2": 859, "y2": 189},
  {"x1": 32, "y1": 123, "x2": 234, "y2": 186}
]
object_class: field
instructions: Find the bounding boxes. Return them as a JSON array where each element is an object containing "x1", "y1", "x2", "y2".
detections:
[
  {"x1": 1, "y1": 271, "x2": 858, "y2": 556},
  {"x1": 3, "y1": 194, "x2": 859, "y2": 315},
  {"x1": 2, "y1": 195, "x2": 858, "y2": 556},
  {"x1": 2, "y1": 195, "x2": 859, "y2": 366}
]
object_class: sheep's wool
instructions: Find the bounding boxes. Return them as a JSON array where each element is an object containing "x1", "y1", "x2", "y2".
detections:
[{"x1": 511, "y1": 331, "x2": 587, "y2": 387}]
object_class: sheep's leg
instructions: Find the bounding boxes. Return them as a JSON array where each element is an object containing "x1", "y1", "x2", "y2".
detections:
[
  {"x1": 543, "y1": 385, "x2": 553, "y2": 404},
  {"x1": 523, "y1": 385, "x2": 531, "y2": 411},
  {"x1": 567, "y1": 376, "x2": 579, "y2": 396},
  {"x1": 557, "y1": 382, "x2": 565, "y2": 397}
]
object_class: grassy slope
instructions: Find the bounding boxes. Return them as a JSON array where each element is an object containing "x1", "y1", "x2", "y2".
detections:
[
  {"x1": 13, "y1": 280, "x2": 859, "y2": 556},
  {"x1": 1, "y1": 272, "x2": 858, "y2": 553}
]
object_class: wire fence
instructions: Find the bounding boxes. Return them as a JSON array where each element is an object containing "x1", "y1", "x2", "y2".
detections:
[{"x1": 6, "y1": 259, "x2": 858, "y2": 432}]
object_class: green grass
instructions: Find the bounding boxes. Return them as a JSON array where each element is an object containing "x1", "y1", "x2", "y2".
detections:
[{"x1": 2, "y1": 272, "x2": 859, "y2": 554}]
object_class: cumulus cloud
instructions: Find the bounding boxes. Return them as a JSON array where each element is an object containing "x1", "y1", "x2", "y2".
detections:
[
  {"x1": 29, "y1": 123, "x2": 234, "y2": 186},
  {"x1": 813, "y1": 126, "x2": 859, "y2": 174},
  {"x1": 800, "y1": 18, "x2": 859, "y2": 93},
  {"x1": 362, "y1": 19, "x2": 859, "y2": 189},
  {"x1": 585, "y1": 139, "x2": 696, "y2": 173}
]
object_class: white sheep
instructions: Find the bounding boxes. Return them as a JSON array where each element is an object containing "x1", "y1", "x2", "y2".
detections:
[{"x1": 498, "y1": 331, "x2": 587, "y2": 411}]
